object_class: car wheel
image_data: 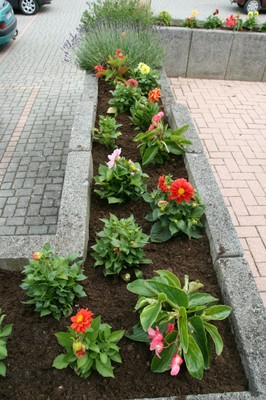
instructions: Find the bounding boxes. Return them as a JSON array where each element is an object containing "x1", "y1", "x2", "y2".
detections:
[
  {"x1": 243, "y1": 0, "x2": 261, "y2": 13},
  {"x1": 19, "y1": 0, "x2": 39, "y2": 15}
]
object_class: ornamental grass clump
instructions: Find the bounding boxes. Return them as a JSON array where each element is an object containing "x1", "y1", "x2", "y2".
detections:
[
  {"x1": 91, "y1": 213, "x2": 151, "y2": 277},
  {"x1": 134, "y1": 112, "x2": 191, "y2": 166},
  {"x1": 53, "y1": 308, "x2": 124, "y2": 378},
  {"x1": 0, "y1": 311, "x2": 12, "y2": 377},
  {"x1": 127, "y1": 270, "x2": 232, "y2": 380},
  {"x1": 21, "y1": 243, "x2": 87, "y2": 320},
  {"x1": 143, "y1": 175, "x2": 205, "y2": 242},
  {"x1": 94, "y1": 148, "x2": 148, "y2": 204}
]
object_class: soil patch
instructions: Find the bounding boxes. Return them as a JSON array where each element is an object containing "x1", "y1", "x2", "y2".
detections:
[{"x1": 0, "y1": 79, "x2": 248, "y2": 400}]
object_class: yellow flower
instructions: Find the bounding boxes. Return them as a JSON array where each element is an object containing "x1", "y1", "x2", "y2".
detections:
[
  {"x1": 191, "y1": 10, "x2": 198, "y2": 17},
  {"x1": 248, "y1": 11, "x2": 253, "y2": 16},
  {"x1": 254, "y1": 11, "x2": 259, "y2": 16},
  {"x1": 138, "y1": 62, "x2": 150, "y2": 74}
]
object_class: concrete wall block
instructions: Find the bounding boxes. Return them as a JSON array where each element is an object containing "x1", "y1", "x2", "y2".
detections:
[
  {"x1": 214, "y1": 257, "x2": 266, "y2": 396},
  {"x1": 226, "y1": 32, "x2": 266, "y2": 81},
  {"x1": 82, "y1": 72, "x2": 98, "y2": 102},
  {"x1": 158, "y1": 27, "x2": 191, "y2": 77},
  {"x1": 187, "y1": 29, "x2": 233, "y2": 79},
  {"x1": 55, "y1": 151, "x2": 93, "y2": 259},
  {"x1": 184, "y1": 153, "x2": 243, "y2": 262},
  {"x1": 69, "y1": 101, "x2": 96, "y2": 152}
]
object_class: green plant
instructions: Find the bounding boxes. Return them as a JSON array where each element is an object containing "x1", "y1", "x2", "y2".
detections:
[
  {"x1": 93, "y1": 115, "x2": 122, "y2": 148},
  {"x1": 127, "y1": 270, "x2": 232, "y2": 380},
  {"x1": 243, "y1": 11, "x2": 259, "y2": 31},
  {"x1": 260, "y1": 21, "x2": 266, "y2": 32},
  {"x1": 181, "y1": 10, "x2": 199, "y2": 28},
  {"x1": 53, "y1": 308, "x2": 124, "y2": 378},
  {"x1": 143, "y1": 175, "x2": 205, "y2": 242},
  {"x1": 130, "y1": 63, "x2": 161, "y2": 96},
  {"x1": 108, "y1": 81, "x2": 143, "y2": 115},
  {"x1": 81, "y1": 0, "x2": 154, "y2": 31},
  {"x1": 130, "y1": 97, "x2": 160, "y2": 131},
  {"x1": 94, "y1": 148, "x2": 148, "y2": 204},
  {"x1": 154, "y1": 10, "x2": 172, "y2": 26},
  {"x1": 203, "y1": 10, "x2": 223, "y2": 29},
  {"x1": 75, "y1": 20, "x2": 165, "y2": 72},
  {"x1": 0, "y1": 311, "x2": 12, "y2": 377},
  {"x1": 91, "y1": 213, "x2": 151, "y2": 277},
  {"x1": 134, "y1": 112, "x2": 190, "y2": 166},
  {"x1": 21, "y1": 243, "x2": 87, "y2": 320},
  {"x1": 94, "y1": 49, "x2": 129, "y2": 84}
]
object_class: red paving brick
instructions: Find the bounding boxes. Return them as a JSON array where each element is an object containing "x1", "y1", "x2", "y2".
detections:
[{"x1": 171, "y1": 78, "x2": 266, "y2": 306}]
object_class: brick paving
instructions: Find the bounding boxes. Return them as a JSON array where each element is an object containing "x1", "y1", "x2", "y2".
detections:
[
  {"x1": 170, "y1": 78, "x2": 266, "y2": 306},
  {"x1": 0, "y1": 0, "x2": 86, "y2": 235}
]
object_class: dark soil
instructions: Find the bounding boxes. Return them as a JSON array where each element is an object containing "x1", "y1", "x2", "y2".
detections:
[{"x1": 0, "y1": 78, "x2": 248, "y2": 400}]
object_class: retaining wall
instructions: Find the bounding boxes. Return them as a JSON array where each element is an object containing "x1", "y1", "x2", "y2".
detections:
[{"x1": 159, "y1": 27, "x2": 266, "y2": 81}]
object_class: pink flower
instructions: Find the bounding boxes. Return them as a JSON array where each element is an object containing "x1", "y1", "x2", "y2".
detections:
[
  {"x1": 170, "y1": 354, "x2": 183, "y2": 376},
  {"x1": 152, "y1": 111, "x2": 164, "y2": 124},
  {"x1": 106, "y1": 148, "x2": 121, "y2": 168},
  {"x1": 148, "y1": 124, "x2": 155, "y2": 131},
  {"x1": 166, "y1": 323, "x2": 175, "y2": 334},
  {"x1": 148, "y1": 326, "x2": 163, "y2": 341},
  {"x1": 124, "y1": 78, "x2": 138, "y2": 87},
  {"x1": 150, "y1": 337, "x2": 164, "y2": 358}
]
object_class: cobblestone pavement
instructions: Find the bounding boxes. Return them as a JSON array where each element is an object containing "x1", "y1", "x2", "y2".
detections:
[
  {"x1": 170, "y1": 78, "x2": 266, "y2": 306},
  {"x1": 151, "y1": 0, "x2": 266, "y2": 22},
  {"x1": 0, "y1": 0, "x2": 86, "y2": 235}
]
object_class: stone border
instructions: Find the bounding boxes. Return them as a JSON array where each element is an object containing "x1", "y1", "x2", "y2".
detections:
[
  {"x1": 0, "y1": 70, "x2": 265, "y2": 399},
  {"x1": 158, "y1": 27, "x2": 266, "y2": 81}
]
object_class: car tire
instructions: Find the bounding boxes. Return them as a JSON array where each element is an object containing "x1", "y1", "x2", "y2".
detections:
[
  {"x1": 19, "y1": 0, "x2": 39, "y2": 15},
  {"x1": 243, "y1": 0, "x2": 261, "y2": 13}
]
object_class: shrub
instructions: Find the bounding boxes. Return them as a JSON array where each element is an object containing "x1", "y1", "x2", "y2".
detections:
[
  {"x1": 21, "y1": 243, "x2": 87, "y2": 320},
  {"x1": 127, "y1": 270, "x2": 232, "y2": 380},
  {"x1": 81, "y1": 0, "x2": 154, "y2": 31},
  {"x1": 91, "y1": 213, "x2": 151, "y2": 277},
  {"x1": 75, "y1": 20, "x2": 165, "y2": 72},
  {"x1": 154, "y1": 10, "x2": 172, "y2": 26}
]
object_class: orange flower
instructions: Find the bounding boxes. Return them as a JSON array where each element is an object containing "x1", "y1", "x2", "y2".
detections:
[
  {"x1": 158, "y1": 176, "x2": 168, "y2": 193},
  {"x1": 70, "y1": 308, "x2": 94, "y2": 333},
  {"x1": 32, "y1": 252, "x2": 41, "y2": 261},
  {"x1": 169, "y1": 178, "x2": 195, "y2": 204},
  {"x1": 148, "y1": 88, "x2": 161, "y2": 103}
]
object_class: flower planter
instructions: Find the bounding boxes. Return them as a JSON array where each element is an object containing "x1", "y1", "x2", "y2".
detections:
[
  {"x1": 0, "y1": 70, "x2": 265, "y2": 399},
  {"x1": 158, "y1": 27, "x2": 266, "y2": 81}
]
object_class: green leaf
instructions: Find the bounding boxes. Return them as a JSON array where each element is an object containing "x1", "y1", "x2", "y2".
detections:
[
  {"x1": 89, "y1": 343, "x2": 100, "y2": 353},
  {"x1": 145, "y1": 280, "x2": 188, "y2": 308},
  {"x1": 0, "y1": 362, "x2": 6, "y2": 377},
  {"x1": 178, "y1": 307, "x2": 189, "y2": 353},
  {"x1": 109, "y1": 330, "x2": 124, "y2": 343},
  {"x1": 188, "y1": 293, "x2": 218, "y2": 308},
  {"x1": 184, "y1": 335, "x2": 204, "y2": 380},
  {"x1": 95, "y1": 358, "x2": 114, "y2": 378},
  {"x1": 127, "y1": 279, "x2": 156, "y2": 297},
  {"x1": 201, "y1": 305, "x2": 232, "y2": 321},
  {"x1": 142, "y1": 144, "x2": 159, "y2": 166},
  {"x1": 109, "y1": 353, "x2": 122, "y2": 363},
  {"x1": 55, "y1": 332, "x2": 73, "y2": 349},
  {"x1": 52, "y1": 354, "x2": 69, "y2": 369},
  {"x1": 151, "y1": 331, "x2": 177, "y2": 372},
  {"x1": 155, "y1": 270, "x2": 181, "y2": 288},
  {"x1": 125, "y1": 323, "x2": 149, "y2": 343},
  {"x1": 0, "y1": 341, "x2": 7, "y2": 359},
  {"x1": 204, "y1": 322, "x2": 224, "y2": 356},
  {"x1": 0, "y1": 324, "x2": 12, "y2": 338},
  {"x1": 140, "y1": 302, "x2": 162, "y2": 331},
  {"x1": 188, "y1": 316, "x2": 211, "y2": 369},
  {"x1": 150, "y1": 220, "x2": 172, "y2": 243}
]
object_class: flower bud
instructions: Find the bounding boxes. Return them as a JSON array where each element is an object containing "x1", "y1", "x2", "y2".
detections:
[
  {"x1": 73, "y1": 341, "x2": 86, "y2": 358},
  {"x1": 122, "y1": 273, "x2": 131, "y2": 282},
  {"x1": 32, "y1": 252, "x2": 41, "y2": 261}
]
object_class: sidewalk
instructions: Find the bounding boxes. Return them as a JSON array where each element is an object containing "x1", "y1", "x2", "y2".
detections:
[{"x1": 170, "y1": 77, "x2": 266, "y2": 306}]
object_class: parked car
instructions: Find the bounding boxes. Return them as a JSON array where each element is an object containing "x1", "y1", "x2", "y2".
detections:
[
  {"x1": 232, "y1": 0, "x2": 266, "y2": 14},
  {"x1": 7, "y1": 0, "x2": 51, "y2": 15},
  {"x1": 0, "y1": 0, "x2": 17, "y2": 45}
]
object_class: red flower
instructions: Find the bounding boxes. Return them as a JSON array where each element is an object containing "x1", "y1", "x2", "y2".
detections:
[
  {"x1": 115, "y1": 49, "x2": 121, "y2": 55},
  {"x1": 70, "y1": 308, "x2": 94, "y2": 333},
  {"x1": 169, "y1": 178, "x2": 194, "y2": 204},
  {"x1": 225, "y1": 15, "x2": 237, "y2": 28},
  {"x1": 148, "y1": 88, "x2": 161, "y2": 103},
  {"x1": 124, "y1": 78, "x2": 138, "y2": 87},
  {"x1": 158, "y1": 176, "x2": 168, "y2": 193},
  {"x1": 166, "y1": 323, "x2": 175, "y2": 334},
  {"x1": 94, "y1": 64, "x2": 106, "y2": 77}
]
